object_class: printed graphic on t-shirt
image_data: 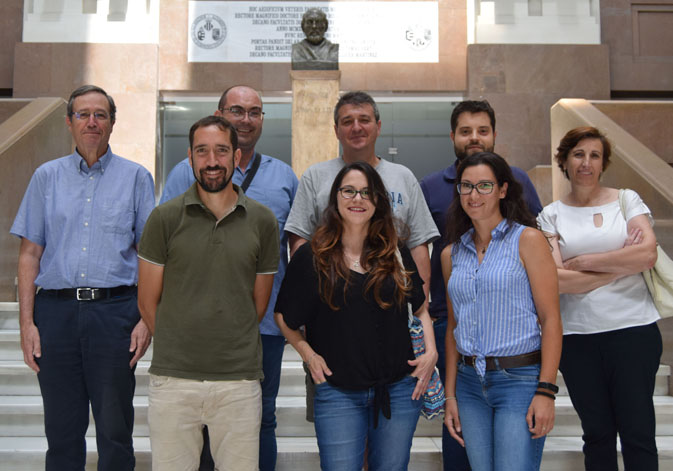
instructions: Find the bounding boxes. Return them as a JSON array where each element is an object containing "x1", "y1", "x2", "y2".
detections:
[{"x1": 389, "y1": 191, "x2": 405, "y2": 210}]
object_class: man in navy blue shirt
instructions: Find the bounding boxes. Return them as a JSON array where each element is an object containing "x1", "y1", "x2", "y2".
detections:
[
  {"x1": 420, "y1": 100, "x2": 542, "y2": 471},
  {"x1": 11, "y1": 85, "x2": 155, "y2": 470}
]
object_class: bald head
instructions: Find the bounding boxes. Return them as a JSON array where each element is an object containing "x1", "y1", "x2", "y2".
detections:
[
  {"x1": 217, "y1": 85, "x2": 262, "y2": 112},
  {"x1": 214, "y1": 85, "x2": 264, "y2": 153}
]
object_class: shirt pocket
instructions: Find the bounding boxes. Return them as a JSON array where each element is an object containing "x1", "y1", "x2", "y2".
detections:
[{"x1": 101, "y1": 200, "x2": 135, "y2": 235}]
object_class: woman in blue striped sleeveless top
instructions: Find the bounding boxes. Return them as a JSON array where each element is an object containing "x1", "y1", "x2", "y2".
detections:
[{"x1": 440, "y1": 152, "x2": 562, "y2": 471}]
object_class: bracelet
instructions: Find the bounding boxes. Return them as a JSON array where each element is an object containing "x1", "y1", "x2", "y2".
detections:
[
  {"x1": 534, "y1": 390, "x2": 556, "y2": 401},
  {"x1": 445, "y1": 396, "x2": 457, "y2": 401},
  {"x1": 537, "y1": 381, "x2": 559, "y2": 394},
  {"x1": 303, "y1": 352, "x2": 318, "y2": 368}
]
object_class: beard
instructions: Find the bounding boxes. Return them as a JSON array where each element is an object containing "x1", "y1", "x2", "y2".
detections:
[
  {"x1": 306, "y1": 31, "x2": 325, "y2": 45},
  {"x1": 193, "y1": 165, "x2": 233, "y2": 193},
  {"x1": 454, "y1": 142, "x2": 494, "y2": 161}
]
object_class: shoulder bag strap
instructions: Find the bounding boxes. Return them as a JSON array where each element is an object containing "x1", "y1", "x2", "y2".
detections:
[
  {"x1": 617, "y1": 188, "x2": 627, "y2": 220},
  {"x1": 240, "y1": 152, "x2": 261, "y2": 193},
  {"x1": 394, "y1": 247, "x2": 415, "y2": 322}
]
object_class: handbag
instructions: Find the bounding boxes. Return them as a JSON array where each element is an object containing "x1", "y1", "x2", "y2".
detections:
[
  {"x1": 618, "y1": 189, "x2": 673, "y2": 318},
  {"x1": 408, "y1": 313, "x2": 446, "y2": 419},
  {"x1": 395, "y1": 248, "x2": 446, "y2": 419}
]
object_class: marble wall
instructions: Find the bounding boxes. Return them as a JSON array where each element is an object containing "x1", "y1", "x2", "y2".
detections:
[
  {"x1": 467, "y1": 44, "x2": 611, "y2": 171},
  {"x1": 0, "y1": 98, "x2": 72, "y2": 301},
  {"x1": 12, "y1": 43, "x2": 159, "y2": 176},
  {"x1": 158, "y1": 0, "x2": 467, "y2": 93},
  {"x1": 601, "y1": 0, "x2": 673, "y2": 92},
  {"x1": 0, "y1": 100, "x2": 30, "y2": 125},
  {"x1": 0, "y1": 0, "x2": 24, "y2": 90},
  {"x1": 595, "y1": 102, "x2": 673, "y2": 164},
  {"x1": 5, "y1": 0, "x2": 672, "y2": 180}
]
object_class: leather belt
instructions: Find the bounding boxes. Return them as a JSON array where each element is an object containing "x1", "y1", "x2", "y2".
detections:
[
  {"x1": 44, "y1": 286, "x2": 136, "y2": 301},
  {"x1": 459, "y1": 350, "x2": 541, "y2": 371}
]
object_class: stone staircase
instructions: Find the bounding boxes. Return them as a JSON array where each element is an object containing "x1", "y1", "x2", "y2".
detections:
[{"x1": 1, "y1": 301, "x2": 673, "y2": 470}]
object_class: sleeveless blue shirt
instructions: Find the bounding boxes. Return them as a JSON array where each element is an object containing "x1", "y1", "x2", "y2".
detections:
[{"x1": 448, "y1": 219, "x2": 541, "y2": 376}]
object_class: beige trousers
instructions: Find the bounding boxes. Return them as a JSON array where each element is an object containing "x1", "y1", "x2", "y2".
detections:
[{"x1": 148, "y1": 374, "x2": 262, "y2": 471}]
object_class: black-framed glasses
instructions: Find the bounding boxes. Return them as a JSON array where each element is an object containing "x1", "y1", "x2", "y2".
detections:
[
  {"x1": 73, "y1": 111, "x2": 109, "y2": 121},
  {"x1": 457, "y1": 181, "x2": 495, "y2": 195},
  {"x1": 338, "y1": 187, "x2": 372, "y2": 200},
  {"x1": 219, "y1": 106, "x2": 265, "y2": 120}
]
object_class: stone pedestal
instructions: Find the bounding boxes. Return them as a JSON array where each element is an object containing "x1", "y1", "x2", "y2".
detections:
[{"x1": 290, "y1": 70, "x2": 341, "y2": 178}]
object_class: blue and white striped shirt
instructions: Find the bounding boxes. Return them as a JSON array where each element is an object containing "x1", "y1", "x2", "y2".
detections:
[{"x1": 448, "y1": 219, "x2": 541, "y2": 376}]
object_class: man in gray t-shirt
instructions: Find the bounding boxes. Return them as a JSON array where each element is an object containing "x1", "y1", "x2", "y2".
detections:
[
  {"x1": 285, "y1": 91, "x2": 439, "y2": 426},
  {"x1": 285, "y1": 91, "x2": 438, "y2": 289}
]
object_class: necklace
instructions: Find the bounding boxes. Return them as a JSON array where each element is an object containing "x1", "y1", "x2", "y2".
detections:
[
  {"x1": 344, "y1": 252, "x2": 362, "y2": 270},
  {"x1": 474, "y1": 236, "x2": 490, "y2": 255}
]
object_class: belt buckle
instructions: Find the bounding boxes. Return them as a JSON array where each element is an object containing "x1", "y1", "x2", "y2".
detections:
[{"x1": 76, "y1": 288, "x2": 95, "y2": 301}]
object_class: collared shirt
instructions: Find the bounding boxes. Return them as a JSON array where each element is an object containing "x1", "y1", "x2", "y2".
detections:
[
  {"x1": 10, "y1": 147, "x2": 155, "y2": 289},
  {"x1": 159, "y1": 154, "x2": 298, "y2": 336},
  {"x1": 420, "y1": 160, "x2": 542, "y2": 319},
  {"x1": 448, "y1": 220, "x2": 541, "y2": 376},
  {"x1": 139, "y1": 184, "x2": 280, "y2": 380}
]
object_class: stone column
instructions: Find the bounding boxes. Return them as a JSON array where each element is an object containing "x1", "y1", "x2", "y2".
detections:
[{"x1": 290, "y1": 70, "x2": 341, "y2": 178}]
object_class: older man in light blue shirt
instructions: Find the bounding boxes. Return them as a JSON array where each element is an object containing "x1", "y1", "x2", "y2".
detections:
[{"x1": 11, "y1": 85, "x2": 155, "y2": 471}]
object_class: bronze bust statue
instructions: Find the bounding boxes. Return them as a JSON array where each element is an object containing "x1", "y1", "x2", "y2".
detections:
[{"x1": 291, "y1": 8, "x2": 339, "y2": 70}]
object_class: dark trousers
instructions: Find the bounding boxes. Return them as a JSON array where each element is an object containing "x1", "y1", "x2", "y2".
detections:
[
  {"x1": 34, "y1": 289, "x2": 139, "y2": 471},
  {"x1": 200, "y1": 334, "x2": 286, "y2": 471},
  {"x1": 434, "y1": 318, "x2": 471, "y2": 471},
  {"x1": 560, "y1": 323, "x2": 662, "y2": 471}
]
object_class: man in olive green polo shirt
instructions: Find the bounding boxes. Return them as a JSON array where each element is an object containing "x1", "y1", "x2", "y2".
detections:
[{"x1": 137, "y1": 115, "x2": 279, "y2": 471}]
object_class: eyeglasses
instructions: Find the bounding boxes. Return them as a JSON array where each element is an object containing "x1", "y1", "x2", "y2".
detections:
[
  {"x1": 193, "y1": 146, "x2": 231, "y2": 157},
  {"x1": 457, "y1": 181, "x2": 495, "y2": 195},
  {"x1": 220, "y1": 106, "x2": 265, "y2": 120},
  {"x1": 73, "y1": 111, "x2": 109, "y2": 121},
  {"x1": 338, "y1": 187, "x2": 372, "y2": 200}
]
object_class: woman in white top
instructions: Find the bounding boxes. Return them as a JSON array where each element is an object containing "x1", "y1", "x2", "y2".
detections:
[{"x1": 537, "y1": 126, "x2": 661, "y2": 470}]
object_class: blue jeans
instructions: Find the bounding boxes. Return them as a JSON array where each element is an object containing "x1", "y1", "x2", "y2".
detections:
[
  {"x1": 34, "y1": 290, "x2": 138, "y2": 471},
  {"x1": 259, "y1": 334, "x2": 286, "y2": 471},
  {"x1": 313, "y1": 375, "x2": 422, "y2": 471},
  {"x1": 456, "y1": 362, "x2": 545, "y2": 471},
  {"x1": 434, "y1": 318, "x2": 472, "y2": 471}
]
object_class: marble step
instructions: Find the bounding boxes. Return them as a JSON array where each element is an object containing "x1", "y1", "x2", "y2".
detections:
[
  {"x1": 2, "y1": 329, "x2": 671, "y2": 396},
  {"x1": 1, "y1": 358, "x2": 667, "y2": 398},
  {"x1": 0, "y1": 328, "x2": 300, "y2": 362},
  {"x1": 2, "y1": 394, "x2": 673, "y2": 439},
  {"x1": 1, "y1": 436, "x2": 673, "y2": 471},
  {"x1": 0, "y1": 303, "x2": 19, "y2": 330}
]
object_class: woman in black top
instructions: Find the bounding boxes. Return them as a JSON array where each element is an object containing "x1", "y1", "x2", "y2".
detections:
[{"x1": 275, "y1": 161, "x2": 437, "y2": 471}]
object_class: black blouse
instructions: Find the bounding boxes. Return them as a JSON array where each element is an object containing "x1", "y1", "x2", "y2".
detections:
[{"x1": 275, "y1": 244, "x2": 426, "y2": 393}]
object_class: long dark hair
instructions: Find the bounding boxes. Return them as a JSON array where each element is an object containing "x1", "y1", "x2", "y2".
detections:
[
  {"x1": 311, "y1": 162, "x2": 411, "y2": 310},
  {"x1": 445, "y1": 152, "x2": 537, "y2": 244}
]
